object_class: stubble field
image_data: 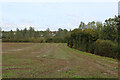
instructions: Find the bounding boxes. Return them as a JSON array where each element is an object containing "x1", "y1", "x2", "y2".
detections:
[{"x1": 2, "y1": 43, "x2": 118, "y2": 78}]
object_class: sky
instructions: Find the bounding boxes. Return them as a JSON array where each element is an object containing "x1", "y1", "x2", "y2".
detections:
[{"x1": 0, "y1": 0, "x2": 119, "y2": 31}]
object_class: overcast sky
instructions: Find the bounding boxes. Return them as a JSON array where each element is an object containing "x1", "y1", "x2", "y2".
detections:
[{"x1": 0, "y1": 0, "x2": 119, "y2": 31}]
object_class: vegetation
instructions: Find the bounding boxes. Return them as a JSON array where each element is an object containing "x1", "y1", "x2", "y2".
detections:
[
  {"x1": 67, "y1": 18, "x2": 118, "y2": 59},
  {"x1": 2, "y1": 17, "x2": 118, "y2": 59},
  {"x1": 2, "y1": 43, "x2": 118, "y2": 78},
  {"x1": 2, "y1": 27, "x2": 68, "y2": 43}
]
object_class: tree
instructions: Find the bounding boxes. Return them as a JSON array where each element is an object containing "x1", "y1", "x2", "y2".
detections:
[
  {"x1": 79, "y1": 21, "x2": 86, "y2": 30},
  {"x1": 96, "y1": 21, "x2": 103, "y2": 38},
  {"x1": 86, "y1": 21, "x2": 96, "y2": 30},
  {"x1": 15, "y1": 28, "x2": 20, "y2": 39},
  {"x1": 44, "y1": 28, "x2": 50, "y2": 37},
  {"x1": 9, "y1": 30, "x2": 14, "y2": 39},
  {"x1": 29, "y1": 27, "x2": 35, "y2": 38},
  {"x1": 101, "y1": 18, "x2": 117, "y2": 42},
  {"x1": 22, "y1": 28, "x2": 29, "y2": 39}
]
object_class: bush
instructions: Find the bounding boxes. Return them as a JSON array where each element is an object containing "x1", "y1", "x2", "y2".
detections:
[
  {"x1": 67, "y1": 29, "x2": 98, "y2": 53},
  {"x1": 2, "y1": 37, "x2": 46, "y2": 43},
  {"x1": 45, "y1": 37, "x2": 53, "y2": 43},
  {"x1": 2, "y1": 39, "x2": 30, "y2": 42},
  {"x1": 53, "y1": 37, "x2": 65, "y2": 43},
  {"x1": 29, "y1": 37, "x2": 45, "y2": 43},
  {"x1": 94, "y1": 39, "x2": 118, "y2": 58}
]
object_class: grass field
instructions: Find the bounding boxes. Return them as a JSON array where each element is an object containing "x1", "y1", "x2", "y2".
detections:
[{"x1": 2, "y1": 43, "x2": 118, "y2": 78}]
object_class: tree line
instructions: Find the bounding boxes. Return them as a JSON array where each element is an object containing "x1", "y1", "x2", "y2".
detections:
[
  {"x1": 2, "y1": 27, "x2": 69, "y2": 43},
  {"x1": 2, "y1": 17, "x2": 118, "y2": 59},
  {"x1": 67, "y1": 18, "x2": 118, "y2": 59}
]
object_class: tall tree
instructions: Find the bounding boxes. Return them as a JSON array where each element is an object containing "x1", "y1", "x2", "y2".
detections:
[
  {"x1": 79, "y1": 21, "x2": 86, "y2": 30},
  {"x1": 9, "y1": 30, "x2": 14, "y2": 39},
  {"x1": 101, "y1": 18, "x2": 117, "y2": 41}
]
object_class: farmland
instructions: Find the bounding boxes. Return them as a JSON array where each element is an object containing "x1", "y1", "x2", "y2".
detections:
[{"x1": 2, "y1": 43, "x2": 118, "y2": 78}]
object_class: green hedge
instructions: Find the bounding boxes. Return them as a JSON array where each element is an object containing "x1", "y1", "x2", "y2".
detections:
[
  {"x1": 67, "y1": 29, "x2": 118, "y2": 59},
  {"x1": 94, "y1": 39, "x2": 118, "y2": 58},
  {"x1": 2, "y1": 37, "x2": 46, "y2": 43}
]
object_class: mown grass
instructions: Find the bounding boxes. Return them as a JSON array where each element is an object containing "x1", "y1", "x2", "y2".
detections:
[
  {"x1": 63, "y1": 43, "x2": 118, "y2": 62},
  {"x1": 2, "y1": 43, "x2": 118, "y2": 78}
]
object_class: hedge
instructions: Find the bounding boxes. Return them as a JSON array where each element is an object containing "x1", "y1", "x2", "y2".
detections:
[{"x1": 94, "y1": 39, "x2": 118, "y2": 58}]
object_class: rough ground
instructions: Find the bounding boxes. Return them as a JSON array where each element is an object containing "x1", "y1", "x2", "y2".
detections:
[{"x1": 2, "y1": 43, "x2": 118, "y2": 78}]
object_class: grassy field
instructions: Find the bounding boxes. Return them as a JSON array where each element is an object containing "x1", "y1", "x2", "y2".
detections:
[{"x1": 2, "y1": 43, "x2": 118, "y2": 78}]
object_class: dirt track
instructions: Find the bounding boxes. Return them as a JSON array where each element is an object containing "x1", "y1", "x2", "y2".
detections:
[{"x1": 2, "y1": 43, "x2": 118, "y2": 78}]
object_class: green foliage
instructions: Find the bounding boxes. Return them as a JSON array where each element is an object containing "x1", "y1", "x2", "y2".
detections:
[
  {"x1": 68, "y1": 29, "x2": 118, "y2": 58},
  {"x1": 67, "y1": 17, "x2": 118, "y2": 59},
  {"x1": 101, "y1": 18, "x2": 117, "y2": 41},
  {"x1": 94, "y1": 39, "x2": 118, "y2": 58},
  {"x1": 68, "y1": 28, "x2": 98, "y2": 52},
  {"x1": 45, "y1": 37, "x2": 53, "y2": 43},
  {"x1": 29, "y1": 37, "x2": 45, "y2": 43},
  {"x1": 2, "y1": 27, "x2": 68, "y2": 43}
]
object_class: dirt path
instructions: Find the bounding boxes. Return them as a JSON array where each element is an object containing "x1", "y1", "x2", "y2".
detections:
[{"x1": 2, "y1": 43, "x2": 118, "y2": 78}]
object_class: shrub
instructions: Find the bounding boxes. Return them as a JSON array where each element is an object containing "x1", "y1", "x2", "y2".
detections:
[
  {"x1": 29, "y1": 37, "x2": 45, "y2": 43},
  {"x1": 53, "y1": 37, "x2": 65, "y2": 43},
  {"x1": 45, "y1": 37, "x2": 53, "y2": 43},
  {"x1": 94, "y1": 39, "x2": 118, "y2": 58}
]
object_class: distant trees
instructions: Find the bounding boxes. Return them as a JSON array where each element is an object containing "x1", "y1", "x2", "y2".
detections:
[
  {"x1": 9, "y1": 30, "x2": 14, "y2": 39},
  {"x1": 2, "y1": 27, "x2": 43, "y2": 42},
  {"x1": 53, "y1": 28, "x2": 68, "y2": 43},
  {"x1": 2, "y1": 27, "x2": 69, "y2": 43},
  {"x1": 79, "y1": 22, "x2": 86, "y2": 30}
]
